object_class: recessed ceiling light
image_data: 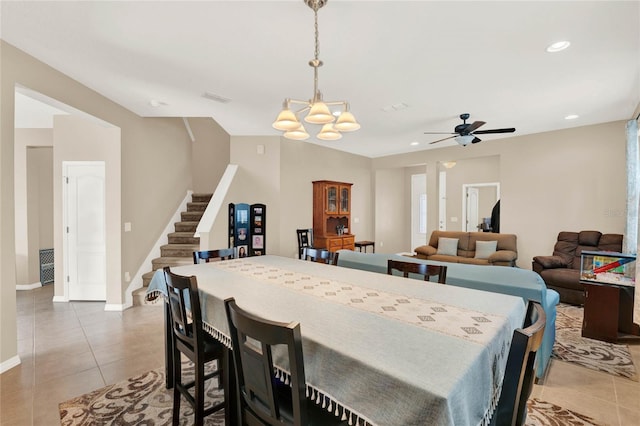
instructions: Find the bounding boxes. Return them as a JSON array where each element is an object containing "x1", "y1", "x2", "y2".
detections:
[
  {"x1": 410, "y1": 141, "x2": 420, "y2": 146},
  {"x1": 564, "y1": 114, "x2": 579, "y2": 120},
  {"x1": 546, "y1": 41, "x2": 571, "y2": 53}
]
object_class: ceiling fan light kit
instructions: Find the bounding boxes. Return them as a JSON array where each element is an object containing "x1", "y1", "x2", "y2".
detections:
[
  {"x1": 425, "y1": 113, "x2": 516, "y2": 147},
  {"x1": 272, "y1": 0, "x2": 360, "y2": 141}
]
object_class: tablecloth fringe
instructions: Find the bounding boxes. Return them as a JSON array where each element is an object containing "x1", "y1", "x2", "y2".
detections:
[
  {"x1": 202, "y1": 322, "x2": 233, "y2": 349},
  {"x1": 275, "y1": 367, "x2": 376, "y2": 426},
  {"x1": 144, "y1": 289, "x2": 163, "y2": 304},
  {"x1": 480, "y1": 386, "x2": 502, "y2": 426}
]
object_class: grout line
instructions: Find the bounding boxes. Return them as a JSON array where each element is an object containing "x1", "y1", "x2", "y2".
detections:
[{"x1": 73, "y1": 301, "x2": 108, "y2": 387}]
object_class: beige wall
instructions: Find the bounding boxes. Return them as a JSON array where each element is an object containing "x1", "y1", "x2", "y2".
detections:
[
  {"x1": 27, "y1": 147, "x2": 53, "y2": 283},
  {"x1": 375, "y1": 168, "x2": 406, "y2": 253},
  {"x1": 372, "y1": 121, "x2": 628, "y2": 267},
  {"x1": 279, "y1": 139, "x2": 373, "y2": 259},
  {"x1": 52, "y1": 115, "x2": 121, "y2": 303},
  {"x1": 1, "y1": 41, "x2": 197, "y2": 367},
  {"x1": 14, "y1": 129, "x2": 53, "y2": 285},
  {"x1": 189, "y1": 117, "x2": 231, "y2": 194},
  {"x1": 444, "y1": 155, "x2": 500, "y2": 231}
]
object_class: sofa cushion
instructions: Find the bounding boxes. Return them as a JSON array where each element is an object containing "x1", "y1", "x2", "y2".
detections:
[
  {"x1": 532, "y1": 255, "x2": 566, "y2": 269},
  {"x1": 436, "y1": 237, "x2": 459, "y2": 256},
  {"x1": 598, "y1": 233, "x2": 624, "y2": 252},
  {"x1": 579, "y1": 230, "x2": 602, "y2": 246},
  {"x1": 540, "y1": 268, "x2": 582, "y2": 291},
  {"x1": 474, "y1": 240, "x2": 497, "y2": 259}
]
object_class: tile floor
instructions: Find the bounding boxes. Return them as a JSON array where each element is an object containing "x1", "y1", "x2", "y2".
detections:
[{"x1": 1, "y1": 284, "x2": 639, "y2": 425}]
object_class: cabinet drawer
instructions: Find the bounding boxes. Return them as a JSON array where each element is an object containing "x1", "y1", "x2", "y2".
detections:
[{"x1": 327, "y1": 238, "x2": 343, "y2": 251}]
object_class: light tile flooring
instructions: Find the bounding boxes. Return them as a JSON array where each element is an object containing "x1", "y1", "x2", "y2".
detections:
[{"x1": 1, "y1": 284, "x2": 639, "y2": 425}]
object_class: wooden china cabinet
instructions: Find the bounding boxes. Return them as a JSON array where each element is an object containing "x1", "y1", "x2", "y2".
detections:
[{"x1": 312, "y1": 180, "x2": 355, "y2": 252}]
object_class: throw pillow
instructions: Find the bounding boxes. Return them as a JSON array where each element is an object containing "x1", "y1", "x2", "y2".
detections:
[
  {"x1": 475, "y1": 240, "x2": 498, "y2": 259},
  {"x1": 436, "y1": 238, "x2": 459, "y2": 256}
]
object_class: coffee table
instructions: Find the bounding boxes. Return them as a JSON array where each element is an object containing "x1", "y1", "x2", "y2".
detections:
[{"x1": 581, "y1": 280, "x2": 639, "y2": 343}]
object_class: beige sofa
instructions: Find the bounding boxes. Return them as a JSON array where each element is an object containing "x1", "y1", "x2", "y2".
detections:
[{"x1": 414, "y1": 230, "x2": 518, "y2": 266}]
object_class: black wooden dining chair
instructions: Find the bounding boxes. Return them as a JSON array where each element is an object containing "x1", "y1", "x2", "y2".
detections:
[
  {"x1": 224, "y1": 297, "x2": 347, "y2": 426},
  {"x1": 302, "y1": 247, "x2": 338, "y2": 265},
  {"x1": 490, "y1": 301, "x2": 546, "y2": 426},
  {"x1": 296, "y1": 228, "x2": 313, "y2": 259},
  {"x1": 193, "y1": 247, "x2": 235, "y2": 264},
  {"x1": 164, "y1": 267, "x2": 226, "y2": 426},
  {"x1": 387, "y1": 259, "x2": 447, "y2": 284}
]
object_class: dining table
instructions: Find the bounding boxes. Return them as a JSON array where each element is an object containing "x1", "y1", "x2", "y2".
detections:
[{"x1": 146, "y1": 255, "x2": 526, "y2": 426}]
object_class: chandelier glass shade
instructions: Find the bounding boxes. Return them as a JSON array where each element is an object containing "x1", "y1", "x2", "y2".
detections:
[{"x1": 272, "y1": 0, "x2": 360, "y2": 141}]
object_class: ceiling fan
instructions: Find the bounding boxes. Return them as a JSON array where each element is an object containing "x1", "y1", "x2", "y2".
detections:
[{"x1": 425, "y1": 113, "x2": 516, "y2": 146}]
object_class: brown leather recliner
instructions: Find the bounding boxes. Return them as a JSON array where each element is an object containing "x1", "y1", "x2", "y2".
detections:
[{"x1": 532, "y1": 231, "x2": 623, "y2": 305}]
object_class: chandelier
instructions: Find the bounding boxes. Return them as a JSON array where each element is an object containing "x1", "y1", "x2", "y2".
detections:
[{"x1": 272, "y1": 0, "x2": 360, "y2": 141}]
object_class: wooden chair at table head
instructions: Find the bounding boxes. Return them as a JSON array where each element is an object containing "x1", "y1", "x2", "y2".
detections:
[
  {"x1": 296, "y1": 228, "x2": 314, "y2": 259},
  {"x1": 163, "y1": 267, "x2": 226, "y2": 426},
  {"x1": 302, "y1": 247, "x2": 339, "y2": 266},
  {"x1": 223, "y1": 297, "x2": 347, "y2": 426},
  {"x1": 490, "y1": 301, "x2": 546, "y2": 426},
  {"x1": 193, "y1": 248, "x2": 235, "y2": 264},
  {"x1": 387, "y1": 259, "x2": 447, "y2": 284}
]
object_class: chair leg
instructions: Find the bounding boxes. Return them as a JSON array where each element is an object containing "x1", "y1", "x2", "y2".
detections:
[
  {"x1": 195, "y1": 358, "x2": 205, "y2": 425},
  {"x1": 172, "y1": 351, "x2": 181, "y2": 426}
]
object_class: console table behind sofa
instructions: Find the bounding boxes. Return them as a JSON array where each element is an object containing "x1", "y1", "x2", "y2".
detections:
[{"x1": 336, "y1": 250, "x2": 559, "y2": 381}]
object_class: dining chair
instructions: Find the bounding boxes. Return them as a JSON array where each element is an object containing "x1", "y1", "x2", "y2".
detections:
[
  {"x1": 302, "y1": 247, "x2": 338, "y2": 265},
  {"x1": 490, "y1": 301, "x2": 546, "y2": 426},
  {"x1": 224, "y1": 297, "x2": 347, "y2": 426},
  {"x1": 163, "y1": 267, "x2": 226, "y2": 426},
  {"x1": 296, "y1": 228, "x2": 313, "y2": 259},
  {"x1": 193, "y1": 247, "x2": 235, "y2": 264},
  {"x1": 386, "y1": 259, "x2": 447, "y2": 284}
]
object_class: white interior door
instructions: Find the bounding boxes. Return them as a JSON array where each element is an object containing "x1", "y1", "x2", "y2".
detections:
[
  {"x1": 466, "y1": 187, "x2": 479, "y2": 232},
  {"x1": 411, "y1": 174, "x2": 427, "y2": 251},
  {"x1": 64, "y1": 162, "x2": 106, "y2": 300},
  {"x1": 438, "y1": 171, "x2": 447, "y2": 231}
]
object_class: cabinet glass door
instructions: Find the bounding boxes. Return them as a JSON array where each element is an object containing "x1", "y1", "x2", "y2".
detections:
[
  {"x1": 326, "y1": 186, "x2": 337, "y2": 213},
  {"x1": 339, "y1": 186, "x2": 349, "y2": 214}
]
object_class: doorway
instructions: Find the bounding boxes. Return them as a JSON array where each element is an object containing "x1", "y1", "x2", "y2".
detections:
[
  {"x1": 462, "y1": 183, "x2": 500, "y2": 232},
  {"x1": 63, "y1": 162, "x2": 107, "y2": 300},
  {"x1": 411, "y1": 174, "x2": 427, "y2": 250}
]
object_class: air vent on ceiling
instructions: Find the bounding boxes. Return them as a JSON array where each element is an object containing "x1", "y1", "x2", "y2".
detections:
[{"x1": 202, "y1": 92, "x2": 231, "y2": 104}]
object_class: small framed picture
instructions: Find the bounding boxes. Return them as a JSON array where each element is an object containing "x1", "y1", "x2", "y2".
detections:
[
  {"x1": 237, "y1": 245, "x2": 249, "y2": 258},
  {"x1": 252, "y1": 235, "x2": 264, "y2": 249}
]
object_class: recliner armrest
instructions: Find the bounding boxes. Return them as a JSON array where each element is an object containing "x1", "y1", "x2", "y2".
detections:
[
  {"x1": 414, "y1": 245, "x2": 437, "y2": 257},
  {"x1": 488, "y1": 250, "x2": 517, "y2": 265},
  {"x1": 532, "y1": 255, "x2": 568, "y2": 270}
]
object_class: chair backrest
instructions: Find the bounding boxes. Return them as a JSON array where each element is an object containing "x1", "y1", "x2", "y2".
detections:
[
  {"x1": 224, "y1": 297, "x2": 308, "y2": 426},
  {"x1": 303, "y1": 247, "x2": 338, "y2": 266},
  {"x1": 296, "y1": 229, "x2": 313, "y2": 259},
  {"x1": 163, "y1": 267, "x2": 207, "y2": 353},
  {"x1": 193, "y1": 248, "x2": 235, "y2": 264},
  {"x1": 491, "y1": 301, "x2": 546, "y2": 426},
  {"x1": 387, "y1": 259, "x2": 447, "y2": 284}
]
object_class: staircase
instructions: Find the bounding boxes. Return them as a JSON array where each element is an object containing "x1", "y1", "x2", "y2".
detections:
[{"x1": 132, "y1": 193, "x2": 212, "y2": 306}]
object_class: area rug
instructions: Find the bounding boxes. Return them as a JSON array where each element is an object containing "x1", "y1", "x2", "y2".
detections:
[
  {"x1": 59, "y1": 364, "x2": 225, "y2": 426},
  {"x1": 60, "y1": 366, "x2": 602, "y2": 426},
  {"x1": 552, "y1": 303, "x2": 638, "y2": 381}
]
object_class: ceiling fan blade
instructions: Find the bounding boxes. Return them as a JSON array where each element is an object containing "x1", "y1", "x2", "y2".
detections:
[
  {"x1": 471, "y1": 137, "x2": 482, "y2": 144},
  {"x1": 429, "y1": 135, "x2": 457, "y2": 145},
  {"x1": 473, "y1": 127, "x2": 516, "y2": 135},
  {"x1": 463, "y1": 121, "x2": 486, "y2": 134},
  {"x1": 424, "y1": 131, "x2": 456, "y2": 135}
]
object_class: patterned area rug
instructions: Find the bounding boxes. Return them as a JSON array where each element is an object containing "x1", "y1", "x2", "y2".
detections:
[
  {"x1": 60, "y1": 365, "x2": 602, "y2": 426},
  {"x1": 59, "y1": 364, "x2": 225, "y2": 426},
  {"x1": 553, "y1": 303, "x2": 638, "y2": 381}
]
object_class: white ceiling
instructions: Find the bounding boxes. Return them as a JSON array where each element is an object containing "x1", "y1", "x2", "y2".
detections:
[{"x1": 3, "y1": 1, "x2": 639, "y2": 158}]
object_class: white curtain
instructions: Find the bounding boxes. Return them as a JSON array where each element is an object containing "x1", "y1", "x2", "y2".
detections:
[{"x1": 625, "y1": 119, "x2": 639, "y2": 323}]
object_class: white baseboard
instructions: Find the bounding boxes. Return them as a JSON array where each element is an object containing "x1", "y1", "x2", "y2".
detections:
[
  {"x1": 16, "y1": 282, "x2": 42, "y2": 291},
  {"x1": 52, "y1": 295, "x2": 68, "y2": 303},
  {"x1": 104, "y1": 304, "x2": 125, "y2": 312},
  {"x1": 0, "y1": 355, "x2": 21, "y2": 374}
]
